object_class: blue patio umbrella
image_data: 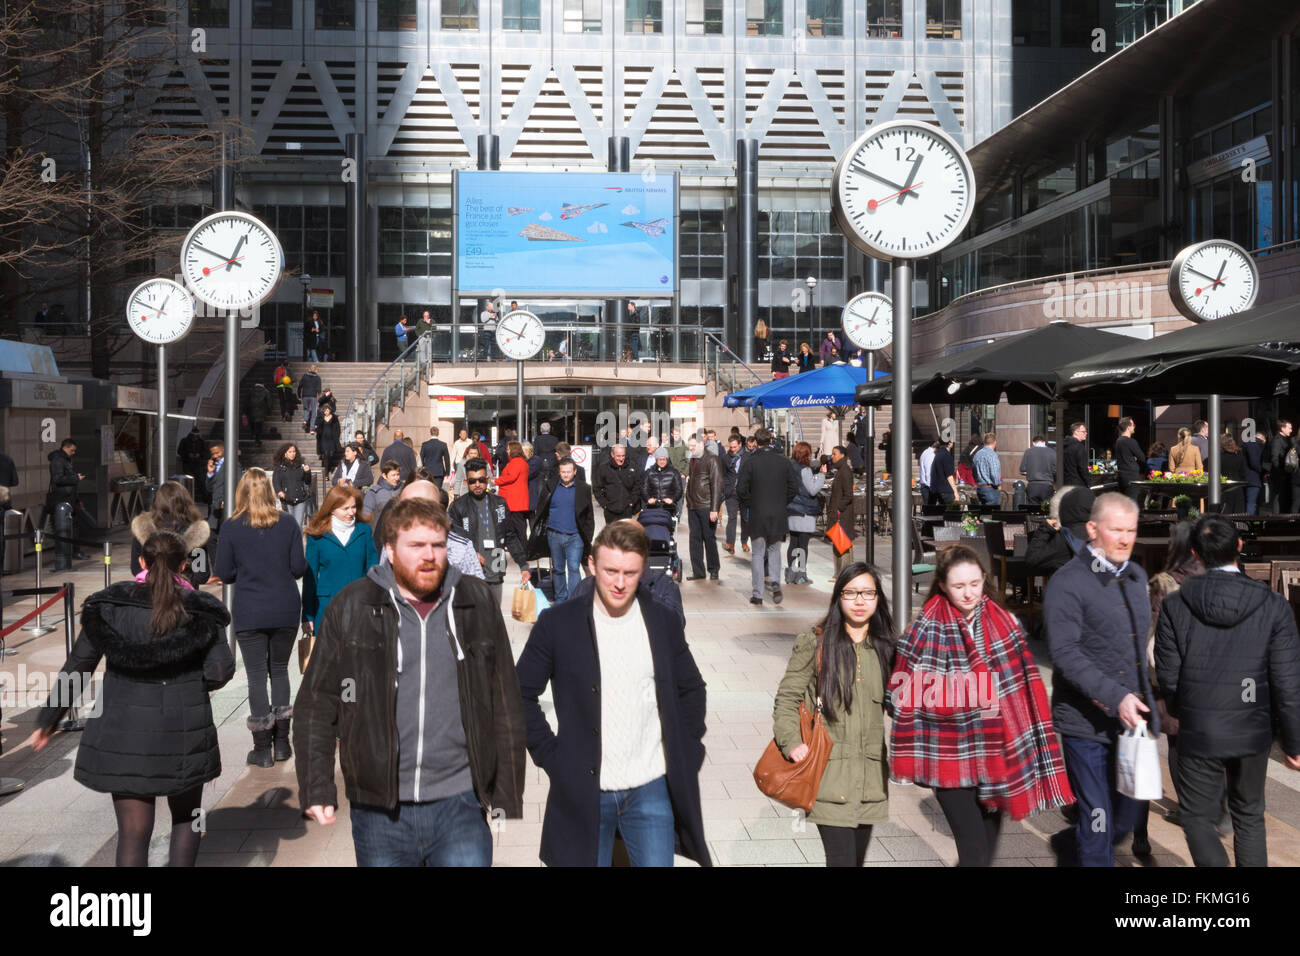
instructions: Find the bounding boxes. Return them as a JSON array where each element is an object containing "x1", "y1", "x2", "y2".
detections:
[{"x1": 723, "y1": 362, "x2": 886, "y2": 409}]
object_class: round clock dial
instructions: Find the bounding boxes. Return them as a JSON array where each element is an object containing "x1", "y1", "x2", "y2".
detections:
[
  {"x1": 125, "y1": 278, "x2": 196, "y2": 345},
  {"x1": 841, "y1": 292, "x2": 894, "y2": 351},
  {"x1": 180, "y1": 211, "x2": 284, "y2": 312},
  {"x1": 1167, "y1": 239, "x2": 1259, "y2": 322},
  {"x1": 495, "y1": 310, "x2": 545, "y2": 361},
  {"x1": 832, "y1": 120, "x2": 975, "y2": 260}
]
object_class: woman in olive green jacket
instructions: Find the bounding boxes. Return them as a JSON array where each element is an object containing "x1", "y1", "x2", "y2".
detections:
[{"x1": 772, "y1": 561, "x2": 896, "y2": 866}]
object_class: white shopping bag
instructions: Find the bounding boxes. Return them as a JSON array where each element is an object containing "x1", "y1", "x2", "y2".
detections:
[{"x1": 1117, "y1": 720, "x2": 1163, "y2": 801}]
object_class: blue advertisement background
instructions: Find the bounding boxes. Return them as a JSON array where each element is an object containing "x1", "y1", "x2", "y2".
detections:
[{"x1": 456, "y1": 171, "x2": 677, "y2": 295}]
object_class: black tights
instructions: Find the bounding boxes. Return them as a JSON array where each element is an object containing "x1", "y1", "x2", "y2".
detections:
[
  {"x1": 112, "y1": 786, "x2": 204, "y2": 867},
  {"x1": 816, "y1": 824, "x2": 874, "y2": 867},
  {"x1": 934, "y1": 787, "x2": 1003, "y2": 867}
]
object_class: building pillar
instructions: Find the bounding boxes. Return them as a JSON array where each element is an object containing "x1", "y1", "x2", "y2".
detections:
[
  {"x1": 737, "y1": 138, "x2": 759, "y2": 366},
  {"x1": 608, "y1": 136, "x2": 630, "y2": 363},
  {"x1": 345, "y1": 132, "x2": 366, "y2": 362}
]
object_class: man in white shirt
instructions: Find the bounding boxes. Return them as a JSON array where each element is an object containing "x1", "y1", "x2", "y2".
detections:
[
  {"x1": 918, "y1": 441, "x2": 938, "y2": 505},
  {"x1": 515, "y1": 520, "x2": 710, "y2": 867}
]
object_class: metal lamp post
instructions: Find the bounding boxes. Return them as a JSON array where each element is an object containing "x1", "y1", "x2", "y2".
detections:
[{"x1": 805, "y1": 276, "x2": 817, "y2": 351}]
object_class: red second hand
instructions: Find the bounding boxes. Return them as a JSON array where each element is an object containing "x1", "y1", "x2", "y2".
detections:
[
  {"x1": 1194, "y1": 278, "x2": 1226, "y2": 296},
  {"x1": 202, "y1": 256, "x2": 245, "y2": 276},
  {"x1": 868, "y1": 183, "x2": 923, "y2": 212}
]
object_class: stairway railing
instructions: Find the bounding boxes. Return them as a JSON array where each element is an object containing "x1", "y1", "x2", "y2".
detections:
[
  {"x1": 343, "y1": 335, "x2": 434, "y2": 441},
  {"x1": 702, "y1": 332, "x2": 803, "y2": 448}
]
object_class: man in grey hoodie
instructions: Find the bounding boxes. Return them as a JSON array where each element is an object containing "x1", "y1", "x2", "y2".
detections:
[{"x1": 295, "y1": 497, "x2": 525, "y2": 866}]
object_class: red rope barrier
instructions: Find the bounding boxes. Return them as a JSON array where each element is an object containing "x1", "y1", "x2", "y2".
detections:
[{"x1": 0, "y1": 587, "x2": 68, "y2": 639}]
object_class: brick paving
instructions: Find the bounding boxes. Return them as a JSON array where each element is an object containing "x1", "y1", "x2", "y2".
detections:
[{"x1": 4, "y1": 520, "x2": 1300, "y2": 866}]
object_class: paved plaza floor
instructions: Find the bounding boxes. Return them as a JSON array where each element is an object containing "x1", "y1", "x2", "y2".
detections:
[{"x1": 4, "y1": 520, "x2": 1300, "y2": 867}]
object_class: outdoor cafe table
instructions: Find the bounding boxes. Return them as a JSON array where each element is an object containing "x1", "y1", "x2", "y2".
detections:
[{"x1": 1130, "y1": 479, "x2": 1247, "y2": 510}]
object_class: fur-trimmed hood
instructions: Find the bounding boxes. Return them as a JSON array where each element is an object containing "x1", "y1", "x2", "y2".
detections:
[
  {"x1": 131, "y1": 513, "x2": 210, "y2": 552},
  {"x1": 81, "y1": 582, "x2": 230, "y2": 673}
]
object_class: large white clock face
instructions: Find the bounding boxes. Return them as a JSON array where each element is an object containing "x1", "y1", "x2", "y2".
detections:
[
  {"x1": 841, "y1": 292, "x2": 894, "y2": 351},
  {"x1": 832, "y1": 120, "x2": 975, "y2": 260},
  {"x1": 126, "y1": 278, "x2": 196, "y2": 345},
  {"x1": 495, "y1": 310, "x2": 545, "y2": 361},
  {"x1": 180, "y1": 211, "x2": 284, "y2": 312},
  {"x1": 1168, "y1": 240, "x2": 1258, "y2": 322}
]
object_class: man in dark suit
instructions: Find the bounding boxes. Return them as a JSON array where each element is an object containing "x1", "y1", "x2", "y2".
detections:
[
  {"x1": 737, "y1": 427, "x2": 798, "y2": 607},
  {"x1": 1114, "y1": 417, "x2": 1145, "y2": 501},
  {"x1": 420, "y1": 426, "x2": 451, "y2": 483},
  {"x1": 514, "y1": 519, "x2": 710, "y2": 867},
  {"x1": 532, "y1": 421, "x2": 559, "y2": 460}
]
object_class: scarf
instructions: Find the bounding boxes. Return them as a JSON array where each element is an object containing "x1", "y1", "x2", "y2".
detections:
[
  {"x1": 332, "y1": 515, "x2": 355, "y2": 546},
  {"x1": 889, "y1": 594, "x2": 1074, "y2": 820},
  {"x1": 340, "y1": 458, "x2": 360, "y2": 484}
]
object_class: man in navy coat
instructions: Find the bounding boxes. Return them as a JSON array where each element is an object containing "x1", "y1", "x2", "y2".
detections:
[{"x1": 515, "y1": 519, "x2": 710, "y2": 866}]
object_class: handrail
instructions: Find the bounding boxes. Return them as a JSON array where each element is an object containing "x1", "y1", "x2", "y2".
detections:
[
  {"x1": 343, "y1": 333, "x2": 432, "y2": 441},
  {"x1": 703, "y1": 332, "x2": 804, "y2": 450}
]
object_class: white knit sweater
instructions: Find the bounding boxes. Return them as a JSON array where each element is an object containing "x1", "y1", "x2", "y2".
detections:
[{"x1": 593, "y1": 598, "x2": 666, "y2": 791}]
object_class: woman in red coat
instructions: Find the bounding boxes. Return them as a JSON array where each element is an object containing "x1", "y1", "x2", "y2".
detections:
[
  {"x1": 889, "y1": 544, "x2": 1073, "y2": 866},
  {"x1": 494, "y1": 440, "x2": 531, "y2": 563}
]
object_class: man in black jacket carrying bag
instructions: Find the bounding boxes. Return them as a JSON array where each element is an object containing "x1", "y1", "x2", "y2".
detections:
[
  {"x1": 294, "y1": 498, "x2": 526, "y2": 866},
  {"x1": 1155, "y1": 516, "x2": 1300, "y2": 867}
]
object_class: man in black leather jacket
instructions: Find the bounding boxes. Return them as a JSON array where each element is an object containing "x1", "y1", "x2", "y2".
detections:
[{"x1": 294, "y1": 498, "x2": 525, "y2": 865}]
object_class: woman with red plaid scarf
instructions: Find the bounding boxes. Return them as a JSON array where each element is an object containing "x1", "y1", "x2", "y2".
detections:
[
  {"x1": 772, "y1": 562, "x2": 896, "y2": 867},
  {"x1": 889, "y1": 545, "x2": 1074, "y2": 866}
]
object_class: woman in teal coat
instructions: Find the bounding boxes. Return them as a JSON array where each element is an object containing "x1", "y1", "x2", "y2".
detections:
[{"x1": 302, "y1": 484, "x2": 379, "y2": 635}]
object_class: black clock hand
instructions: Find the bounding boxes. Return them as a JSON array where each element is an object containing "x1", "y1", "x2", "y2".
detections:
[
  {"x1": 193, "y1": 242, "x2": 239, "y2": 263},
  {"x1": 897, "y1": 155, "x2": 924, "y2": 204},
  {"x1": 859, "y1": 168, "x2": 910, "y2": 192},
  {"x1": 225, "y1": 234, "x2": 247, "y2": 272},
  {"x1": 1184, "y1": 266, "x2": 1219, "y2": 283}
]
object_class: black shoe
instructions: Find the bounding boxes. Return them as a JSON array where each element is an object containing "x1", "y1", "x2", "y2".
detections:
[
  {"x1": 749, "y1": 596, "x2": 763, "y2": 606},
  {"x1": 709, "y1": 572, "x2": 719, "y2": 581},
  {"x1": 687, "y1": 574, "x2": 706, "y2": 581},
  {"x1": 772, "y1": 587, "x2": 783, "y2": 605},
  {"x1": 246, "y1": 716, "x2": 275, "y2": 768},
  {"x1": 272, "y1": 706, "x2": 293, "y2": 762},
  {"x1": 1163, "y1": 807, "x2": 1182, "y2": 827},
  {"x1": 1049, "y1": 828, "x2": 1078, "y2": 867},
  {"x1": 1132, "y1": 834, "x2": 1152, "y2": 858}
]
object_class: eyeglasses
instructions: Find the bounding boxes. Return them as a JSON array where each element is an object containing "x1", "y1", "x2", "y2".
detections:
[
  {"x1": 466, "y1": 477, "x2": 488, "y2": 484},
  {"x1": 841, "y1": 589, "x2": 878, "y2": 603}
]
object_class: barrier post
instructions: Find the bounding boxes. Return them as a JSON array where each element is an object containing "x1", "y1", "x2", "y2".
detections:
[
  {"x1": 60, "y1": 582, "x2": 83, "y2": 732},
  {"x1": 103, "y1": 540, "x2": 111, "y2": 589},
  {"x1": 22, "y1": 530, "x2": 55, "y2": 636}
]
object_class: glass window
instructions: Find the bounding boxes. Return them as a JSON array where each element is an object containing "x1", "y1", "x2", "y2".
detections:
[
  {"x1": 1022, "y1": 156, "x2": 1075, "y2": 213},
  {"x1": 806, "y1": 0, "x2": 841, "y2": 37},
  {"x1": 924, "y1": 0, "x2": 960, "y2": 38},
  {"x1": 1060, "y1": 0, "x2": 1099, "y2": 47},
  {"x1": 685, "y1": 0, "x2": 723, "y2": 34},
  {"x1": 746, "y1": 0, "x2": 782, "y2": 35},
  {"x1": 316, "y1": 0, "x2": 354, "y2": 29},
  {"x1": 378, "y1": 205, "x2": 451, "y2": 277},
  {"x1": 866, "y1": 0, "x2": 902, "y2": 38},
  {"x1": 626, "y1": 0, "x2": 662, "y2": 32},
  {"x1": 377, "y1": 0, "x2": 416, "y2": 30},
  {"x1": 564, "y1": 0, "x2": 602, "y2": 32},
  {"x1": 504, "y1": 0, "x2": 540, "y2": 30},
  {"x1": 251, "y1": 0, "x2": 291, "y2": 27},
  {"x1": 441, "y1": 0, "x2": 478, "y2": 30},
  {"x1": 189, "y1": 0, "x2": 229, "y2": 27},
  {"x1": 1011, "y1": 0, "x2": 1049, "y2": 46}
]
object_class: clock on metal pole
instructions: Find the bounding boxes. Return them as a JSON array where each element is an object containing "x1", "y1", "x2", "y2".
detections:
[
  {"x1": 841, "y1": 291, "x2": 893, "y2": 352},
  {"x1": 832, "y1": 119, "x2": 975, "y2": 617},
  {"x1": 1167, "y1": 238, "x2": 1259, "y2": 506},
  {"x1": 180, "y1": 211, "x2": 285, "y2": 312},
  {"x1": 496, "y1": 310, "x2": 545, "y2": 439},
  {"x1": 126, "y1": 278, "x2": 197, "y2": 483}
]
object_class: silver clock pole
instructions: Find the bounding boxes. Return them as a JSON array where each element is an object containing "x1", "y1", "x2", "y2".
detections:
[
  {"x1": 157, "y1": 344, "x2": 168, "y2": 483},
  {"x1": 891, "y1": 260, "x2": 912, "y2": 620},
  {"x1": 516, "y1": 360, "x2": 525, "y2": 443},
  {"x1": 864, "y1": 349, "x2": 874, "y2": 566},
  {"x1": 1208, "y1": 394, "x2": 1221, "y2": 507}
]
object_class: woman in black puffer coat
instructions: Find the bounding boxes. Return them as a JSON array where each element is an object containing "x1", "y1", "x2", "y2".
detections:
[{"x1": 31, "y1": 530, "x2": 234, "y2": 866}]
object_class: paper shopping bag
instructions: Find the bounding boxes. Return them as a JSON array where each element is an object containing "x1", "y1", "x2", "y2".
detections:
[
  {"x1": 1117, "y1": 720, "x2": 1163, "y2": 800},
  {"x1": 511, "y1": 585, "x2": 538, "y2": 623}
]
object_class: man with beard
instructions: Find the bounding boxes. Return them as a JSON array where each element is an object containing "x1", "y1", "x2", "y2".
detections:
[{"x1": 294, "y1": 497, "x2": 525, "y2": 866}]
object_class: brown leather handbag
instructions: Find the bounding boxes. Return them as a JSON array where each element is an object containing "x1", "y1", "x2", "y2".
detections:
[{"x1": 753, "y1": 640, "x2": 833, "y2": 813}]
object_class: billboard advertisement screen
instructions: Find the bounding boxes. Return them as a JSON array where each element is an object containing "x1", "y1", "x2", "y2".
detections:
[{"x1": 456, "y1": 171, "x2": 677, "y2": 296}]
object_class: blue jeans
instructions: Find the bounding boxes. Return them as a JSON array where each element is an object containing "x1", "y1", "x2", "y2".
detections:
[
  {"x1": 548, "y1": 529, "x2": 584, "y2": 602},
  {"x1": 1060, "y1": 735, "x2": 1140, "y2": 867},
  {"x1": 976, "y1": 485, "x2": 1001, "y2": 507},
  {"x1": 1245, "y1": 486, "x2": 1260, "y2": 515},
  {"x1": 597, "y1": 776, "x2": 675, "y2": 867},
  {"x1": 351, "y1": 790, "x2": 492, "y2": 867}
]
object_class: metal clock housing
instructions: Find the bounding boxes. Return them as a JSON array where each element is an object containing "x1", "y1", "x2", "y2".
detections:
[
  {"x1": 832, "y1": 119, "x2": 975, "y2": 260},
  {"x1": 180, "y1": 211, "x2": 284, "y2": 312},
  {"x1": 125, "y1": 278, "x2": 196, "y2": 346},
  {"x1": 495, "y1": 310, "x2": 545, "y2": 361},
  {"x1": 1167, "y1": 239, "x2": 1259, "y2": 322},
  {"x1": 841, "y1": 292, "x2": 894, "y2": 351}
]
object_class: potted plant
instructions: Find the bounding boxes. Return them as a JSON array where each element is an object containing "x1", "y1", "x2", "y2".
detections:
[
  {"x1": 961, "y1": 512, "x2": 981, "y2": 537},
  {"x1": 1173, "y1": 494, "x2": 1193, "y2": 520}
]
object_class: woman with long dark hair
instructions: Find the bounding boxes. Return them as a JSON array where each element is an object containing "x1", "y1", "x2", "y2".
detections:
[
  {"x1": 130, "y1": 480, "x2": 210, "y2": 586},
  {"x1": 785, "y1": 441, "x2": 826, "y2": 585},
  {"x1": 771, "y1": 562, "x2": 895, "y2": 866},
  {"x1": 213, "y1": 468, "x2": 307, "y2": 768},
  {"x1": 272, "y1": 442, "x2": 313, "y2": 527},
  {"x1": 316, "y1": 406, "x2": 343, "y2": 477},
  {"x1": 889, "y1": 545, "x2": 1073, "y2": 866},
  {"x1": 30, "y1": 531, "x2": 234, "y2": 866},
  {"x1": 302, "y1": 484, "x2": 378, "y2": 642}
]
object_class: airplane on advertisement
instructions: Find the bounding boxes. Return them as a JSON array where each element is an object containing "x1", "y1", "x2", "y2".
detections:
[
  {"x1": 507, "y1": 207, "x2": 534, "y2": 215},
  {"x1": 621, "y1": 218, "x2": 669, "y2": 238},
  {"x1": 519, "y1": 223, "x2": 585, "y2": 241},
  {"x1": 559, "y1": 201, "x2": 608, "y2": 219}
]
